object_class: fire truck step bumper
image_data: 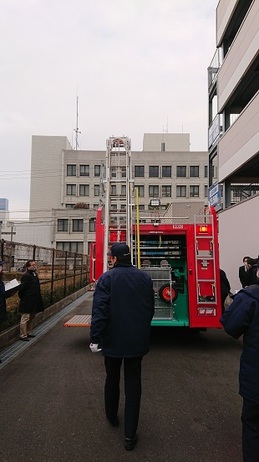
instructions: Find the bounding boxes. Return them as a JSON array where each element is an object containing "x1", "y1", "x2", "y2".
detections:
[{"x1": 64, "y1": 314, "x2": 92, "y2": 327}]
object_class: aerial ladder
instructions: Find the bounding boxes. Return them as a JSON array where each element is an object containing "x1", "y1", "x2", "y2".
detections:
[{"x1": 99, "y1": 136, "x2": 135, "y2": 273}]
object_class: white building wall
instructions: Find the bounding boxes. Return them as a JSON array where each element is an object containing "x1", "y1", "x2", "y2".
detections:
[
  {"x1": 216, "y1": 0, "x2": 239, "y2": 45},
  {"x1": 15, "y1": 221, "x2": 52, "y2": 248},
  {"x1": 218, "y1": 195, "x2": 259, "y2": 292},
  {"x1": 218, "y1": 91, "x2": 259, "y2": 181},
  {"x1": 30, "y1": 136, "x2": 72, "y2": 220},
  {"x1": 217, "y1": 1, "x2": 259, "y2": 112},
  {"x1": 143, "y1": 133, "x2": 190, "y2": 152}
]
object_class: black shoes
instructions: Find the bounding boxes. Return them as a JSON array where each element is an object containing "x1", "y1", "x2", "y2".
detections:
[
  {"x1": 107, "y1": 417, "x2": 119, "y2": 427},
  {"x1": 124, "y1": 434, "x2": 138, "y2": 451},
  {"x1": 19, "y1": 334, "x2": 36, "y2": 341}
]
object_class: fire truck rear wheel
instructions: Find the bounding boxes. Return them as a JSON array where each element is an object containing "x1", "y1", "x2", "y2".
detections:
[{"x1": 159, "y1": 284, "x2": 178, "y2": 303}]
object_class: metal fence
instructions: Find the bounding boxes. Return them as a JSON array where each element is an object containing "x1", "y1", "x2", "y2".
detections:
[{"x1": 1, "y1": 239, "x2": 90, "y2": 312}]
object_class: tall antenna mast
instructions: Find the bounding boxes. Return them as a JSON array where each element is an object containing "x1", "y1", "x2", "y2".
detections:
[{"x1": 74, "y1": 96, "x2": 81, "y2": 150}]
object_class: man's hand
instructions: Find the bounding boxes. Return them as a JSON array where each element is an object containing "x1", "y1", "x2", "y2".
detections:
[{"x1": 89, "y1": 343, "x2": 102, "y2": 353}]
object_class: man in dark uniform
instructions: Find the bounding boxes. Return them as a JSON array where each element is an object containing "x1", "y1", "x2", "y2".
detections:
[
  {"x1": 18, "y1": 260, "x2": 44, "y2": 341},
  {"x1": 239, "y1": 256, "x2": 253, "y2": 288},
  {"x1": 90, "y1": 243, "x2": 154, "y2": 451},
  {"x1": 220, "y1": 261, "x2": 259, "y2": 462}
]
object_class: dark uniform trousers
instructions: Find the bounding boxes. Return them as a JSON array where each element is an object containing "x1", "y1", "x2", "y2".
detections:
[
  {"x1": 104, "y1": 356, "x2": 143, "y2": 438},
  {"x1": 242, "y1": 399, "x2": 259, "y2": 462}
]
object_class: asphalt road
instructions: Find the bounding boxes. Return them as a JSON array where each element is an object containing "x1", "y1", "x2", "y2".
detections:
[{"x1": 0, "y1": 293, "x2": 243, "y2": 462}]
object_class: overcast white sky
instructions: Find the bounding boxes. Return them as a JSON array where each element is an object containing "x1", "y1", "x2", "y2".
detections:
[{"x1": 1, "y1": 0, "x2": 217, "y2": 219}]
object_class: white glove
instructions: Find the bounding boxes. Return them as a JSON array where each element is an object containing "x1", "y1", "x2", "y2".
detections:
[{"x1": 89, "y1": 343, "x2": 102, "y2": 353}]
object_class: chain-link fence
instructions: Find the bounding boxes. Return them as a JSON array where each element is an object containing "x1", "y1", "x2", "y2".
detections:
[{"x1": 1, "y1": 239, "x2": 89, "y2": 329}]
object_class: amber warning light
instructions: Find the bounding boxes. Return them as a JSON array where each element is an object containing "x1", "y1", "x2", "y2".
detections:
[{"x1": 198, "y1": 225, "x2": 208, "y2": 233}]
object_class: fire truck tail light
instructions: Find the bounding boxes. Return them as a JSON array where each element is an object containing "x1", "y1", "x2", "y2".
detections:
[
  {"x1": 198, "y1": 225, "x2": 208, "y2": 233},
  {"x1": 198, "y1": 307, "x2": 216, "y2": 316}
]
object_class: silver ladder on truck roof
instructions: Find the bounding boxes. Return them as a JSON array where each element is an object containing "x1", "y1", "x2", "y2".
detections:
[{"x1": 102, "y1": 136, "x2": 135, "y2": 272}]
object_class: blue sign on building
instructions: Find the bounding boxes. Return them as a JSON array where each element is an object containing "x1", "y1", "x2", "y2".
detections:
[
  {"x1": 0, "y1": 198, "x2": 9, "y2": 211},
  {"x1": 208, "y1": 184, "x2": 222, "y2": 210}
]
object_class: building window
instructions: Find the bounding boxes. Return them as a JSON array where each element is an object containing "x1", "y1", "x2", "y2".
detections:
[
  {"x1": 57, "y1": 219, "x2": 68, "y2": 232},
  {"x1": 67, "y1": 164, "x2": 76, "y2": 176},
  {"x1": 149, "y1": 166, "x2": 159, "y2": 178},
  {"x1": 89, "y1": 218, "x2": 95, "y2": 232},
  {"x1": 111, "y1": 167, "x2": 116, "y2": 178},
  {"x1": 72, "y1": 219, "x2": 83, "y2": 232},
  {"x1": 121, "y1": 185, "x2": 126, "y2": 195},
  {"x1": 176, "y1": 185, "x2": 186, "y2": 197},
  {"x1": 162, "y1": 166, "x2": 171, "y2": 178},
  {"x1": 190, "y1": 185, "x2": 200, "y2": 197},
  {"x1": 121, "y1": 167, "x2": 126, "y2": 178},
  {"x1": 94, "y1": 165, "x2": 101, "y2": 177},
  {"x1": 94, "y1": 185, "x2": 100, "y2": 196},
  {"x1": 161, "y1": 142, "x2": 165, "y2": 152},
  {"x1": 56, "y1": 242, "x2": 83, "y2": 253},
  {"x1": 204, "y1": 165, "x2": 208, "y2": 178},
  {"x1": 80, "y1": 165, "x2": 89, "y2": 176},
  {"x1": 177, "y1": 166, "x2": 186, "y2": 177},
  {"x1": 135, "y1": 185, "x2": 144, "y2": 197},
  {"x1": 162, "y1": 185, "x2": 171, "y2": 197},
  {"x1": 111, "y1": 185, "x2": 117, "y2": 195},
  {"x1": 149, "y1": 185, "x2": 159, "y2": 197},
  {"x1": 134, "y1": 166, "x2": 144, "y2": 177},
  {"x1": 204, "y1": 185, "x2": 208, "y2": 197},
  {"x1": 66, "y1": 184, "x2": 76, "y2": 196},
  {"x1": 79, "y1": 184, "x2": 89, "y2": 196},
  {"x1": 65, "y1": 204, "x2": 75, "y2": 209},
  {"x1": 190, "y1": 166, "x2": 199, "y2": 177}
]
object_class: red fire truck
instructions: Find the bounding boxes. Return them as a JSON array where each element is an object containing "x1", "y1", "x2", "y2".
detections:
[
  {"x1": 65, "y1": 136, "x2": 222, "y2": 330},
  {"x1": 89, "y1": 204, "x2": 222, "y2": 329}
]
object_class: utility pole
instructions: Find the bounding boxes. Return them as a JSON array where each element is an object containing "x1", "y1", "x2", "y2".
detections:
[{"x1": 74, "y1": 96, "x2": 81, "y2": 150}]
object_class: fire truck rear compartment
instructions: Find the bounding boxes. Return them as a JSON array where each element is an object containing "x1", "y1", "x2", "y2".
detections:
[{"x1": 137, "y1": 234, "x2": 189, "y2": 327}]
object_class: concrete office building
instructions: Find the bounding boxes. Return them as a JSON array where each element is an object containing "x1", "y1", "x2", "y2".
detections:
[
  {"x1": 16, "y1": 133, "x2": 215, "y2": 253},
  {"x1": 208, "y1": 0, "x2": 259, "y2": 289},
  {"x1": 0, "y1": 198, "x2": 16, "y2": 242}
]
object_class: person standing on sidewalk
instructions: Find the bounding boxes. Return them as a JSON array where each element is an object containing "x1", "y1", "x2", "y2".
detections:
[
  {"x1": 0, "y1": 260, "x2": 19, "y2": 362},
  {"x1": 220, "y1": 260, "x2": 259, "y2": 462},
  {"x1": 18, "y1": 260, "x2": 44, "y2": 341},
  {"x1": 90, "y1": 243, "x2": 154, "y2": 451}
]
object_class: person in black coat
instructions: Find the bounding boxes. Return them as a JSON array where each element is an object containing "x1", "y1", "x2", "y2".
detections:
[
  {"x1": 0, "y1": 260, "x2": 19, "y2": 362},
  {"x1": 239, "y1": 256, "x2": 253, "y2": 288},
  {"x1": 90, "y1": 243, "x2": 154, "y2": 451},
  {"x1": 220, "y1": 262, "x2": 259, "y2": 462},
  {"x1": 220, "y1": 268, "x2": 231, "y2": 314},
  {"x1": 18, "y1": 260, "x2": 43, "y2": 341}
]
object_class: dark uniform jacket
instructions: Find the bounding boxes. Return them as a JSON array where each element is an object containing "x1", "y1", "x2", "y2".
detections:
[
  {"x1": 0, "y1": 279, "x2": 7, "y2": 322},
  {"x1": 18, "y1": 270, "x2": 43, "y2": 314},
  {"x1": 220, "y1": 269, "x2": 231, "y2": 312},
  {"x1": 90, "y1": 263, "x2": 154, "y2": 358},
  {"x1": 239, "y1": 265, "x2": 254, "y2": 288},
  {"x1": 220, "y1": 284, "x2": 259, "y2": 403}
]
